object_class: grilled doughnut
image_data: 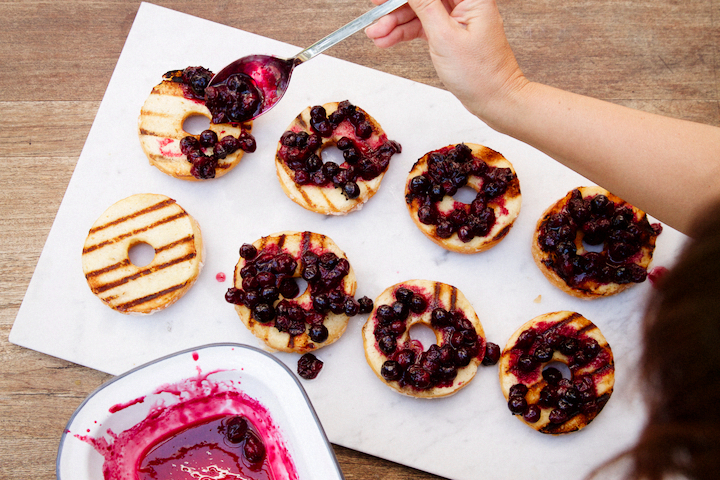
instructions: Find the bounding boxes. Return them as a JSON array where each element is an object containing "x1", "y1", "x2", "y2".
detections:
[
  {"x1": 275, "y1": 100, "x2": 401, "y2": 215},
  {"x1": 81, "y1": 193, "x2": 204, "y2": 315},
  {"x1": 405, "y1": 143, "x2": 521, "y2": 253},
  {"x1": 138, "y1": 67, "x2": 255, "y2": 181},
  {"x1": 498, "y1": 311, "x2": 614, "y2": 434},
  {"x1": 532, "y1": 186, "x2": 662, "y2": 299},
  {"x1": 225, "y1": 231, "x2": 360, "y2": 353},
  {"x1": 362, "y1": 279, "x2": 486, "y2": 398}
]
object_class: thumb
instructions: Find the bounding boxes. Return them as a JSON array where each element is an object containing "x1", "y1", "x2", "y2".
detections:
[{"x1": 408, "y1": 0, "x2": 457, "y2": 38}]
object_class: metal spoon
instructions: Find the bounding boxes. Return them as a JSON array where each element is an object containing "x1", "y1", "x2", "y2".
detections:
[{"x1": 209, "y1": 0, "x2": 408, "y2": 120}]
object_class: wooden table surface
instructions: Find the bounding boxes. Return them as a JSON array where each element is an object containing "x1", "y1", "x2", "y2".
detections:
[{"x1": 1, "y1": 1, "x2": 717, "y2": 478}]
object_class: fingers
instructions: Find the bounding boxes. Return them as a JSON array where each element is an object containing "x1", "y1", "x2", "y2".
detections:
[
  {"x1": 369, "y1": 17, "x2": 426, "y2": 48},
  {"x1": 365, "y1": 4, "x2": 426, "y2": 47},
  {"x1": 408, "y1": 0, "x2": 456, "y2": 36}
]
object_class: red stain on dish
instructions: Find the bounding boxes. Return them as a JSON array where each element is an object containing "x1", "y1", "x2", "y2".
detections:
[
  {"x1": 157, "y1": 138, "x2": 182, "y2": 158},
  {"x1": 75, "y1": 369, "x2": 298, "y2": 480},
  {"x1": 216, "y1": 272, "x2": 227, "y2": 282},
  {"x1": 192, "y1": 351, "x2": 199, "y2": 361}
]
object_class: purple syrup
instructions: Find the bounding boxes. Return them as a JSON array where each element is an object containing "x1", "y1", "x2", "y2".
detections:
[{"x1": 137, "y1": 415, "x2": 271, "y2": 479}]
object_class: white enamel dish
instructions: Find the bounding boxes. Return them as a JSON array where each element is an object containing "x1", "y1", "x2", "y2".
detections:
[{"x1": 57, "y1": 343, "x2": 344, "y2": 479}]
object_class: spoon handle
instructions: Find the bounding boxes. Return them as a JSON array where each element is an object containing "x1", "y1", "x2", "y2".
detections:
[{"x1": 294, "y1": 0, "x2": 409, "y2": 63}]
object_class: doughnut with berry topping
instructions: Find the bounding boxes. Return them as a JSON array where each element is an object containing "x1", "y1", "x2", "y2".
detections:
[
  {"x1": 138, "y1": 67, "x2": 256, "y2": 181},
  {"x1": 405, "y1": 143, "x2": 521, "y2": 253},
  {"x1": 362, "y1": 279, "x2": 493, "y2": 398},
  {"x1": 275, "y1": 100, "x2": 401, "y2": 215},
  {"x1": 532, "y1": 186, "x2": 663, "y2": 299},
  {"x1": 225, "y1": 231, "x2": 372, "y2": 353},
  {"x1": 498, "y1": 311, "x2": 615, "y2": 434}
]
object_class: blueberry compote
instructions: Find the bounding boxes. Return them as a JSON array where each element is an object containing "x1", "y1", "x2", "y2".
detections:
[
  {"x1": 225, "y1": 236, "x2": 372, "y2": 352},
  {"x1": 374, "y1": 286, "x2": 495, "y2": 392},
  {"x1": 537, "y1": 189, "x2": 663, "y2": 290},
  {"x1": 137, "y1": 414, "x2": 271, "y2": 480},
  {"x1": 277, "y1": 101, "x2": 401, "y2": 200},
  {"x1": 405, "y1": 144, "x2": 519, "y2": 243},
  {"x1": 180, "y1": 128, "x2": 256, "y2": 179},
  {"x1": 165, "y1": 66, "x2": 213, "y2": 101},
  {"x1": 506, "y1": 318, "x2": 612, "y2": 430},
  {"x1": 205, "y1": 73, "x2": 263, "y2": 123}
]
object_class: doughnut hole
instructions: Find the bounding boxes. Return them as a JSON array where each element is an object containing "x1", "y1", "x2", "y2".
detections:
[
  {"x1": 542, "y1": 361, "x2": 572, "y2": 381},
  {"x1": 320, "y1": 145, "x2": 345, "y2": 165},
  {"x1": 290, "y1": 278, "x2": 309, "y2": 299},
  {"x1": 128, "y1": 241, "x2": 156, "y2": 267},
  {"x1": 453, "y1": 186, "x2": 478, "y2": 205},
  {"x1": 408, "y1": 323, "x2": 439, "y2": 351},
  {"x1": 182, "y1": 114, "x2": 211, "y2": 135},
  {"x1": 581, "y1": 236, "x2": 605, "y2": 254}
]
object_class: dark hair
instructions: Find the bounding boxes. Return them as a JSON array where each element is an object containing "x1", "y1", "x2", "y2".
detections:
[{"x1": 610, "y1": 199, "x2": 720, "y2": 479}]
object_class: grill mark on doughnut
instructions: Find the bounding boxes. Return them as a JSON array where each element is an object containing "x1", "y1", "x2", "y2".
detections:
[
  {"x1": 297, "y1": 184, "x2": 315, "y2": 210},
  {"x1": 85, "y1": 259, "x2": 131, "y2": 279},
  {"x1": 449, "y1": 285, "x2": 458, "y2": 311},
  {"x1": 83, "y1": 212, "x2": 188, "y2": 254},
  {"x1": 319, "y1": 188, "x2": 337, "y2": 213},
  {"x1": 593, "y1": 361, "x2": 615, "y2": 378},
  {"x1": 154, "y1": 235, "x2": 195, "y2": 254},
  {"x1": 93, "y1": 252, "x2": 197, "y2": 294},
  {"x1": 139, "y1": 127, "x2": 164, "y2": 136},
  {"x1": 115, "y1": 281, "x2": 189, "y2": 312},
  {"x1": 432, "y1": 282, "x2": 442, "y2": 307},
  {"x1": 295, "y1": 114, "x2": 308, "y2": 129},
  {"x1": 88, "y1": 199, "x2": 176, "y2": 235},
  {"x1": 300, "y1": 231, "x2": 312, "y2": 258},
  {"x1": 576, "y1": 322, "x2": 598, "y2": 336},
  {"x1": 493, "y1": 224, "x2": 512, "y2": 242},
  {"x1": 541, "y1": 312, "x2": 581, "y2": 335},
  {"x1": 256, "y1": 236, "x2": 269, "y2": 253}
]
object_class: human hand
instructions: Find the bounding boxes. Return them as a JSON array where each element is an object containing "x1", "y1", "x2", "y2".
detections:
[{"x1": 366, "y1": 0, "x2": 527, "y2": 125}]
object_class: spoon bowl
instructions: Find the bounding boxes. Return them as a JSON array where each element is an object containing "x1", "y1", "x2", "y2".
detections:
[
  {"x1": 208, "y1": 0, "x2": 408, "y2": 121},
  {"x1": 210, "y1": 55, "x2": 298, "y2": 118}
]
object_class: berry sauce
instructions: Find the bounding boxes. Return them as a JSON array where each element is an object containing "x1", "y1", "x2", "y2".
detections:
[
  {"x1": 137, "y1": 415, "x2": 272, "y2": 480},
  {"x1": 536, "y1": 188, "x2": 663, "y2": 289},
  {"x1": 205, "y1": 72, "x2": 263, "y2": 124},
  {"x1": 180, "y1": 127, "x2": 256, "y2": 180},
  {"x1": 75, "y1": 369, "x2": 298, "y2": 480},
  {"x1": 277, "y1": 101, "x2": 401, "y2": 199},
  {"x1": 405, "y1": 144, "x2": 519, "y2": 243}
]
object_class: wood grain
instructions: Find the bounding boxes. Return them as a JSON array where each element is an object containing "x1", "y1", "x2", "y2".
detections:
[{"x1": 1, "y1": 1, "x2": 717, "y2": 478}]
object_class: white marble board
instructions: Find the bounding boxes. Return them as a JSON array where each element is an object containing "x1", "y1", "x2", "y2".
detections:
[{"x1": 10, "y1": 3, "x2": 688, "y2": 479}]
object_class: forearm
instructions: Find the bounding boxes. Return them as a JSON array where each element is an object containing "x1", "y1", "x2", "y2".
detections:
[{"x1": 483, "y1": 81, "x2": 720, "y2": 234}]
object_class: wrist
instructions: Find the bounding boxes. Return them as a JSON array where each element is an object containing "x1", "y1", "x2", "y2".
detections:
[{"x1": 473, "y1": 72, "x2": 533, "y2": 135}]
